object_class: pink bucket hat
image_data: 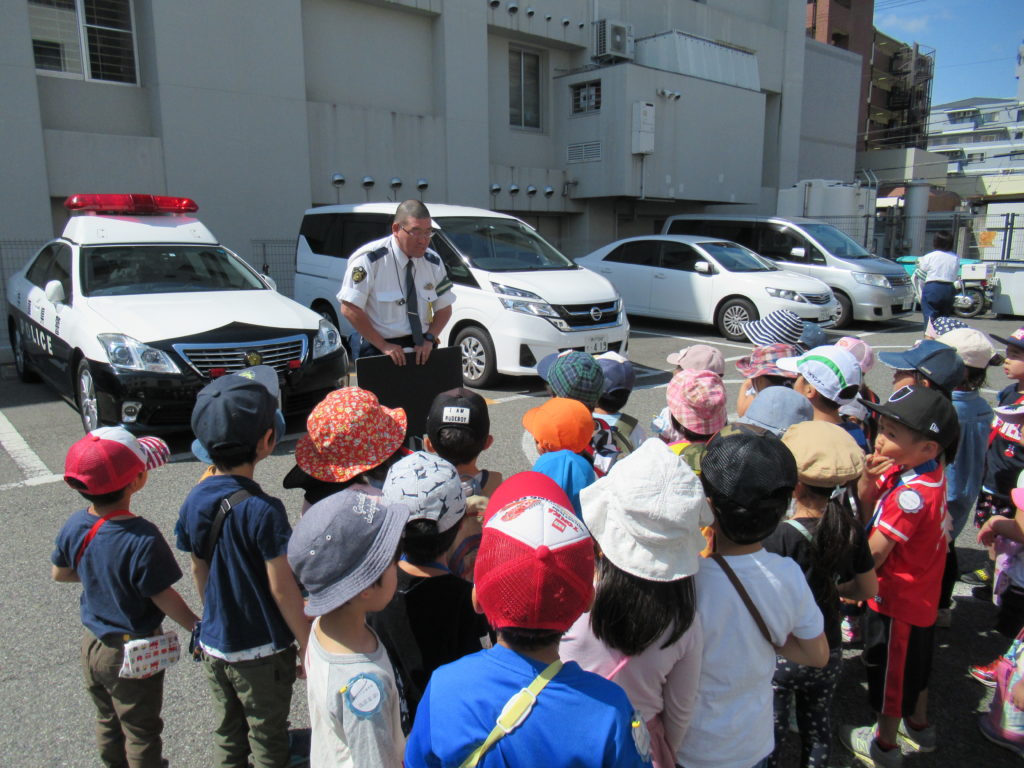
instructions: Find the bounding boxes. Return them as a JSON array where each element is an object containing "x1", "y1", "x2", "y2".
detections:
[
  {"x1": 294, "y1": 388, "x2": 407, "y2": 483},
  {"x1": 667, "y1": 369, "x2": 727, "y2": 435},
  {"x1": 734, "y1": 343, "x2": 801, "y2": 379},
  {"x1": 835, "y1": 336, "x2": 875, "y2": 374}
]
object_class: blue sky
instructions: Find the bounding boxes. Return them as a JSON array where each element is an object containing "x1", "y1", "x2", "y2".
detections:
[{"x1": 873, "y1": 0, "x2": 1023, "y2": 105}]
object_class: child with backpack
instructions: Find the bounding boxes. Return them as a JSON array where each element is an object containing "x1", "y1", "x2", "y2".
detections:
[
  {"x1": 763, "y1": 421, "x2": 877, "y2": 768},
  {"x1": 522, "y1": 397, "x2": 597, "y2": 517},
  {"x1": 591, "y1": 351, "x2": 647, "y2": 474},
  {"x1": 561, "y1": 438, "x2": 710, "y2": 768},
  {"x1": 652, "y1": 345, "x2": 724, "y2": 443}
]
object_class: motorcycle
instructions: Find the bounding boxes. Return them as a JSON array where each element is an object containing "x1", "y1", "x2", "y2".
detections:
[{"x1": 953, "y1": 277, "x2": 995, "y2": 319}]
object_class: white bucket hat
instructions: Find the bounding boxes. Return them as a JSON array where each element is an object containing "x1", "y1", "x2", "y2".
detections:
[{"x1": 580, "y1": 438, "x2": 712, "y2": 581}]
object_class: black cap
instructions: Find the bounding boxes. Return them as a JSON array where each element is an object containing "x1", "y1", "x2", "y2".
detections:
[
  {"x1": 426, "y1": 388, "x2": 490, "y2": 444},
  {"x1": 862, "y1": 385, "x2": 959, "y2": 450},
  {"x1": 191, "y1": 365, "x2": 280, "y2": 453},
  {"x1": 701, "y1": 432, "x2": 797, "y2": 544},
  {"x1": 991, "y1": 326, "x2": 1024, "y2": 350}
]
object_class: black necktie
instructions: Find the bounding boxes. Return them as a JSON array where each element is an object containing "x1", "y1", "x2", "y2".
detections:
[{"x1": 405, "y1": 260, "x2": 423, "y2": 345}]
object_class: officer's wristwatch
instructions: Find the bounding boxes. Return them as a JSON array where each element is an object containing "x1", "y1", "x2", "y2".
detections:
[{"x1": 422, "y1": 332, "x2": 436, "y2": 344}]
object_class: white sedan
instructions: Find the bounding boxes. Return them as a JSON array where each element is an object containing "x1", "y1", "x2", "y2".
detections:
[{"x1": 576, "y1": 235, "x2": 840, "y2": 341}]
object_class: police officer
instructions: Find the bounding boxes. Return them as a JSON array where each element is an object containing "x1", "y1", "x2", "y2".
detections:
[{"x1": 338, "y1": 200, "x2": 455, "y2": 366}]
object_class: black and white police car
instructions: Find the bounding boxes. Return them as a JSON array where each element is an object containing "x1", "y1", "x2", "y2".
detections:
[{"x1": 6, "y1": 194, "x2": 348, "y2": 433}]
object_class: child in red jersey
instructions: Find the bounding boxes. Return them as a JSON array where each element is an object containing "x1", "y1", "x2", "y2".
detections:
[{"x1": 840, "y1": 385, "x2": 959, "y2": 767}]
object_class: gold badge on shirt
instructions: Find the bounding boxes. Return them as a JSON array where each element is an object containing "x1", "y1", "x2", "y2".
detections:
[{"x1": 352, "y1": 266, "x2": 367, "y2": 284}]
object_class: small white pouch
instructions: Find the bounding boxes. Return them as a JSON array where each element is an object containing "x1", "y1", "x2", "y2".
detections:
[{"x1": 119, "y1": 631, "x2": 181, "y2": 679}]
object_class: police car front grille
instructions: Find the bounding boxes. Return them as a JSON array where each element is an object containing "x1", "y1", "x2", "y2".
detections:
[
  {"x1": 801, "y1": 292, "x2": 832, "y2": 305},
  {"x1": 173, "y1": 335, "x2": 308, "y2": 377}
]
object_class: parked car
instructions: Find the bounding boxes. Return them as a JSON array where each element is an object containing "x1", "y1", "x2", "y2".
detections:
[
  {"x1": 661, "y1": 215, "x2": 914, "y2": 327},
  {"x1": 576, "y1": 235, "x2": 839, "y2": 341},
  {"x1": 6, "y1": 194, "x2": 348, "y2": 433},
  {"x1": 293, "y1": 202, "x2": 628, "y2": 387}
]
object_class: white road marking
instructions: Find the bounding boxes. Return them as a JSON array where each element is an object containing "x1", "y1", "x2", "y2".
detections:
[
  {"x1": 630, "y1": 329, "x2": 751, "y2": 350},
  {"x1": 0, "y1": 473, "x2": 63, "y2": 491},
  {"x1": 0, "y1": 410, "x2": 52, "y2": 479}
]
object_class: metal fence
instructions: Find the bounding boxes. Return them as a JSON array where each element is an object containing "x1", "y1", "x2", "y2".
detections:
[
  {"x1": 874, "y1": 211, "x2": 1024, "y2": 262},
  {"x1": 806, "y1": 214, "x2": 877, "y2": 250},
  {"x1": 249, "y1": 239, "x2": 298, "y2": 298}
]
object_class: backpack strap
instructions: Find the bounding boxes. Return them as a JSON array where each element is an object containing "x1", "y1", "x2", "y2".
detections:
[
  {"x1": 74, "y1": 510, "x2": 135, "y2": 568},
  {"x1": 201, "y1": 489, "x2": 252, "y2": 562},
  {"x1": 458, "y1": 660, "x2": 563, "y2": 768},
  {"x1": 785, "y1": 518, "x2": 813, "y2": 542},
  {"x1": 616, "y1": 413, "x2": 638, "y2": 439},
  {"x1": 709, "y1": 553, "x2": 772, "y2": 645}
]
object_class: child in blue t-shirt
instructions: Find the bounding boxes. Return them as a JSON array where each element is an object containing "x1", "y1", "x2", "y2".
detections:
[
  {"x1": 405, "y1": 472, "x2": 651, "y2": 767},
  {"x1": 176, "y1": 366, "x2": 310, "y2": 768},
  {"x1": 53, "y1": 427, "x2": 198, "y2": 768}
]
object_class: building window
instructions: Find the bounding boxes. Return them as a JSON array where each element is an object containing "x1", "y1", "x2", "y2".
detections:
[
  {"x1": 28, "y1": 0, "x2": 137, "y2": 85},
  {"x1": 571, "y1": 80, "x2": 601, "y2": 114},
  {"x1": 948, "y1": 110, "x2": 976, "y2": 123},
  {"x1": 967, "y1": 152, "x2": 985, "y2": 163},
  {"x1": 509, "y1": 47, "x2": 541, "y2": 129}
]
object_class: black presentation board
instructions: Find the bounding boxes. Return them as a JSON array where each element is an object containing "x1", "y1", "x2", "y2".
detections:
[{"x1": 354, "y1": 346, "x2": 464, "y2": 443}]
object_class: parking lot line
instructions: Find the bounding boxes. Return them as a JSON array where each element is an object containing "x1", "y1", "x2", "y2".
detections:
[
  {"x1": 0, "y1": 410, "x2": 62, "y2": 490},
  {"x1": 630, "y1": 329, "x2": 751, "y2": 350}
]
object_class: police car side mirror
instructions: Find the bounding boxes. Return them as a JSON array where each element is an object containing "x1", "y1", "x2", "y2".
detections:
[
  {"x1": 260, "y1": 274, "x2": 278, "y2": 291},
  {"x1": 44, "y1": 279, "x2": 66, "y2": 304}
]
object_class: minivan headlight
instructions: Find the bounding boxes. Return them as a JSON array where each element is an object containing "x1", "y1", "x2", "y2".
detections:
[
  {"x1": 853, "y1": 272, "x2": 891, "y2": 288},
  {"x1": 313, "y1": 318, "x2": 343, "y2": 359},
  {"x1": 491, "y1": 282, "x2": 559, "y2": 318},
  {"x1": 764, "y1": 287, "x2": 807, "y2": 303},
  {"x1": 98, "y1": 334, "x2": 181, "y2": 374}
]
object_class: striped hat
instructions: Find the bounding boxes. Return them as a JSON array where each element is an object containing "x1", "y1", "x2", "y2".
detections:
[{"x1": 742, "y1": 310, "x2": 804, "y2": 346}]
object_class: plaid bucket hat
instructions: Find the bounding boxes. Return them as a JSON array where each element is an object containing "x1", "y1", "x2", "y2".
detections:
[
  {"x1": 734, "y1": 343, "x2": 801, "y2": 379},
  {"x1": 667, "y1": 369, "x2": 727, "y2": 435},
  {"x1": 537, "y1": 351, "x2": 604, "y2": 408},
  {"x1": 294, "y1": 387, "x2": 407, "y2": 483}
]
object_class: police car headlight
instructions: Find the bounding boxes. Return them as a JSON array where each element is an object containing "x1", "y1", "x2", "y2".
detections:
[
  {"x1": 98, "y1": 334, "x2": 181, "y2": 374},
  {"x1": 313, "y1": 318, "x2": 343, "y2": 359}
]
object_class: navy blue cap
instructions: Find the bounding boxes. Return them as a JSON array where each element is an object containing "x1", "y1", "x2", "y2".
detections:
[
  {"x1": 799, "y1": 322, "x2": 828, "y2": 351},
  {"x1": 877, "y1": 340, "x2": 965, "y2": 393},
  {"x1": 191, "y1": 365, "x2": 280, "y2": 454},
  {"x1": 596, "y1": 352, "x2": 636, "y2": 394}
]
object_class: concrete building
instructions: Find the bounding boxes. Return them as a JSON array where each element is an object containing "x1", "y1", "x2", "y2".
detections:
[
  {"x1": 804, "y1": 0, "x2": 934, "y2": 153},
  {"x1": 2, "y1": 0, "x2": 861, "y2": 269}
]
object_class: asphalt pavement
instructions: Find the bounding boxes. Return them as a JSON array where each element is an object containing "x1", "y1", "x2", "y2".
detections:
[{"x1": 0, "y1": 310, "x2": 1020, "y2": 767}]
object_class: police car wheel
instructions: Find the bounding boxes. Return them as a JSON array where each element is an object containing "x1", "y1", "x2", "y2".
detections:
[
  {"x1": 455, "y1": 326, "x2": 497, "y2": 388},
  {"x1": 10, "y1": 324, "x2": 39, "y2": 383},
  {"x1": 76, "y1": 359, "x2": 101, "y2": 433}
]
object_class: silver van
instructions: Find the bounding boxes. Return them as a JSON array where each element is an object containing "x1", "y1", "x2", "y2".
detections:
[{"x1": 661, "y1": 215, "x2": 914, "y2": 327}]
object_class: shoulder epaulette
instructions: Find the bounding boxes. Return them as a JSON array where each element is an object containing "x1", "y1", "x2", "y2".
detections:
[
  {"x1": 424, "y1": 251, "x2": 441, "y2": 266},
  {"x1": 367, "y1": 246, "x2": 388, "y2": 263}
]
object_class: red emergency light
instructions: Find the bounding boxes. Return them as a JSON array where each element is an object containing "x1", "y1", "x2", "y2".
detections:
[{"x1": 64, "y1": 194, "x2": 199, "y2": 214}]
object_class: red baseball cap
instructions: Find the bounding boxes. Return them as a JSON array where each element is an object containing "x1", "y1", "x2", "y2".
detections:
[
  {"x1": 474, "y1": 472, "x2": 595, "y2": 632},
  {"x1": 65, "y1": 427, "x2": 170, "y2": 495}
]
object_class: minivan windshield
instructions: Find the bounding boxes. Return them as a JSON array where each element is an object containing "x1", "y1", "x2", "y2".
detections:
[
  {"x1": 802, "y1": 223, "x2": 872, "y2": 259},
  {"x1": 437, "y1": 217, "x2": 575, "y2": 272},
  {"x1": 701, "y1": 242, "x2": 780, "y2": 272},
  {"x1": 81, "y1": 245, "x2": 266, "y2": 296}
]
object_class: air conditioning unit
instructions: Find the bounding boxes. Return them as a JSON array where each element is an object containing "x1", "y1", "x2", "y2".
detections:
[{"x1": 593, "y1": 19, "x2": 634, "y2": 62}]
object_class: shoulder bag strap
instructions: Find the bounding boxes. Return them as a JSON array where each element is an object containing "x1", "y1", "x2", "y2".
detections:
[
  {"x1": 458, "y1": 660, "x2": 563, "y2": 768},
  {"x1": 202, "y1": 489, "x2": 251, "y2": 562},
  {"x1": 785, "y1": 518, "x2": 813, "y2": 542},
  {"x1": 709, "y1": 553, "x2": 772, "y2": 645},
  {"x1": 75, "y1": 510, "x2": 135, "y2": 568}
]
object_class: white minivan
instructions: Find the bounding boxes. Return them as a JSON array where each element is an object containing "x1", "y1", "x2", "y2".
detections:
[{"x1": 293, "y1": 203, "x2": 629, "y2": 387}]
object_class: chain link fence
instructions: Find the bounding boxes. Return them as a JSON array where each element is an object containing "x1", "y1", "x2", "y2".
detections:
[
  {"x1": 249, "y1": 239, "x2": 298, "y2": 299},
  {"x1": 874, "y1": 211, "x2": 1024, "y2": 262}
]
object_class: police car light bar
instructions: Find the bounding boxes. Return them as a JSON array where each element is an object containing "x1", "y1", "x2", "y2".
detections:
[{"x1": 64, "y1": 194, "x2": 199, "y2": 214}]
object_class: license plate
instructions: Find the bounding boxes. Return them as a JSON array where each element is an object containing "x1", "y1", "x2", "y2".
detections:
[
  {"x1": 818, "y1": 309, "x2": 830, "y2": 322},
  {"x1": 585, "y1": 336, "x2": 608, "y2": 354},
  {"x1": 902, "y1": 300, "x2": 913, "y2": 311}
]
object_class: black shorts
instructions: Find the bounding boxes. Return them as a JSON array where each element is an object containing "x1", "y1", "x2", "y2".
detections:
[
  {"x1": 862, "y1": 610, "x2": 935, "y2": 718},
  {"x1": 997, "y1": 585, "x2": 1024, "y2": 639}
]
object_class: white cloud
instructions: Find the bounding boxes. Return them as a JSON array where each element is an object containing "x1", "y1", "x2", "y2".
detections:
[{"x1": 877, "y1": 12, "x2": 933, "y2": 37}]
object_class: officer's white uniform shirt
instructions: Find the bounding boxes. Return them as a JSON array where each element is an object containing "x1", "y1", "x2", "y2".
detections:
[
  {"x1": 337, "y1": 234, "x2": 454, "y2": 339},
  {"x1": 917, "y1": 249, "x2": 959, "y2": 283}
]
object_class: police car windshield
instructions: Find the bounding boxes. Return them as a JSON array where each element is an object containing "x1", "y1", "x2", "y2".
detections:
[
  {"x1": 437, "y1": 217, "x2": 575, "y2": 272},
  {"x1": 81, "y1": 246, "x2": 267, "y2": 296},
  {"x1": 700, "y1": 242, "x2": 780, "y2": 272}
]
